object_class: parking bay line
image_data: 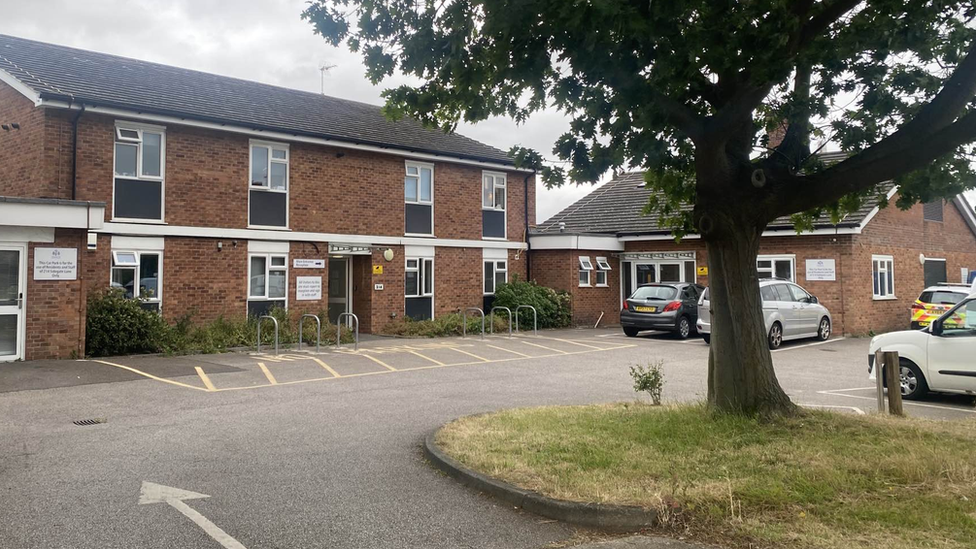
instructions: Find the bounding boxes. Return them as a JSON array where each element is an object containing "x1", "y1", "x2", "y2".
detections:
[
  {"x1": 310, "y1": 357, "x2": 341, "y2": 378},
  {"x1": 407, "y1": 350, "x2": 447, "y2": 366},
  {"x1": 817, "y1": 389, "x2": 976, "y2": 414},
  {"x1": 519, "y1": 340, "x2": 569, "y2": 355},
  {"x1": 771, "y1": 337, "x2": 846, "y2": 353},
  {"x1": 92, "y1": 360, "x2": 210, "y2": 392},
  {"x1": 485, "y1": 344, "x2": 533, "y2": 358},
  {"x1": 448, "y1": 347, "x2": 490, "y2": 362},
  {"x1": 257, "y1": 363, "x2": 278, "y2": 385},
  {"x1": 195, "y1": 367, "x2": 217, "y2": 392},
  {"x1": 358, "y1": 352, "x2": 398, "y2": 372}
]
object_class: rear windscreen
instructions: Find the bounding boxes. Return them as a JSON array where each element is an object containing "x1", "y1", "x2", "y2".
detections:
[
  {"x1": 631, "y1": 286, "x2": 678, "y2": 300},
  {"x1": 931, "y1": 291, "x2": 965, "y2": 305}
]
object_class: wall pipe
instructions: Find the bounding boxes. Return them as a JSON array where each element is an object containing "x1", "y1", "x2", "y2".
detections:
[{"x1": 70, "y1": 104, "x2": 86, "y2": 200}]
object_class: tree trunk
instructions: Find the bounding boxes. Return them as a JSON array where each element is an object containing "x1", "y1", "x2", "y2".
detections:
[{"x1": 704, "y1": 220, "x2": 796, "y2": 416}]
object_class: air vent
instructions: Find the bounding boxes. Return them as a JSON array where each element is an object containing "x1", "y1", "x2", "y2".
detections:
[{"x1": 72, "y1": 418, "x2": 106, "y2": 426}]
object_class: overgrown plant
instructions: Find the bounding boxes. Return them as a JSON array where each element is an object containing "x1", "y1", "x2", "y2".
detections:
[
  {"x1": 630, "y1": 361, "x2": 665, "y2": 405},
  {"x1": 85, "y1": 289, "x2": 170, "y2": 357},
  {"x1": 491, "y1": 277, "x2": 572, "y2": 329}
]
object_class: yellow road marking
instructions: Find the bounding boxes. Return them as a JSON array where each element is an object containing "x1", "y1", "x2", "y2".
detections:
[
  {"x1": 519, "y1": 340, "x2": 568, "y2": 354},
  {"x1": 486, "y1": 344, "x2": 533, "y2": 358},
  {"x1": 258, "y1": 362, "x2": 278, "y2": 385},
  {"x1": 311, "y1": 357, "x2": 341, "y2": 378},
  {"x1": 91, "y1": 360, "x2": 210, "y2": 392},
  {"x1": 538, "y1": 337, "x2": 604, "y2": 350},
  {"x1": 361, "y1": 353, "x2": 397, "y2": 371},
  {"x1": 408, "y1": 350, "x2": 446, "y2": 366},
  {"x1": 195, "y1": 367, "x2": 217, "y2": 392},
  {"x1": 449, "y1": 347, "x2": 489, "y2": 362}
]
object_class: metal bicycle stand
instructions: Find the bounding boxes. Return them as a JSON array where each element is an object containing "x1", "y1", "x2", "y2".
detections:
[
  {"x1": 256, "y1": 315, "x2": 279, "y2": 355},
  {"x1": 463, "y1": 307, "x2": 485, "y2": 340},
  {"x1": 490, "y1": 306, "x2": 513, "y2": 338},
  {"x1": 299, "y1": 314, "x2": 321, "y2": 353},
  {"x1": 515, "y1": 305, "x2": 538, "y2": 336},
  {"x1": 336, "y1": 312, "x2": 360, "y2": 351}
]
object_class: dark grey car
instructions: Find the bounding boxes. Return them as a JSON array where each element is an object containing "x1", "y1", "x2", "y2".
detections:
[{"x1": 621, "y1": 283, "x2": 704, "y2": 339}]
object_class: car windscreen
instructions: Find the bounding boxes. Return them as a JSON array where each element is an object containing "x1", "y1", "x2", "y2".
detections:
[
  {"x1": 631, "y1": 286, "x2": 678, "y2": 300},
  {"x1": 931, "y1": 291, "x2": 966, "y2": 305}
]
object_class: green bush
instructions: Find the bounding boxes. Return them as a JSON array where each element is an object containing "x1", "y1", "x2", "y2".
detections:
[
  {"x1": 86, "y1": 289, "x2": 170, "y2": 357},
  {"x1": 491, "y1": 277, "x2": 571, "y2": 329},
  {"x1": 630, "y1": 361, "x2": 665, "y2": 405},
  {"x1": 380, "y1": 312, "x2": 509, "y2": 337}
]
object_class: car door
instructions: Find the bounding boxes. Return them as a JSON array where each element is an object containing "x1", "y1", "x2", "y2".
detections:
[
  {"x1": 771, "y1": 284, "x2": 801, "y2": 338},
  {"x1": 926, "y1": 297, "x2": 976, "y2": 392},
  {"x1": 787, "y1": 284, "x2": 818, "y2": 336},
  {"x1": 681, "y1": 285, "x2": 699, "y2": 321}
]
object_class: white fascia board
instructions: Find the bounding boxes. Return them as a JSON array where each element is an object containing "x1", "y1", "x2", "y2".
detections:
[
  {"x1": 404, "y1": 245, "x2": 435, "y2": 257},
  {"x1": 0, "y1": 227, "x2": 54, "y2": 243},
  {"x1": 855, "y1": 184, "x2": 900, "y2": 232},
  {"x1": 528, "y1": 234, "x2": 625, "y2": 251},
  {"x1": 248, "y1": 240, "x2": 290, "y2": 254},
  {"x1": 96, "y1": 222, "x2": 528, "y2": 251},
  {"x1": 952, "y1": 194, "x2": 976, "y2": 238},
  {"x1": 111, "y1": 235, "x2": 165, "y2": 251},
  {"x1": 483, "y1": 247, "x2": 508, "y2": 260},
  {"x1": 618, "y1": 226, "x2": 860, "y2": 241},
  {"x1": 0, "y1": 201, "x2": 105, "y2": 230},
  {"x1": 0, "y1": 68, "x2": 42, "y2": 105},
  {"x1": 39, "y1": 100, "x2": 533, "y2": 174}
]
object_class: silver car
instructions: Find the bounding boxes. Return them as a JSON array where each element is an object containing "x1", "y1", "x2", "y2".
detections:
[{"x1": 697, "y1": 278, "x2": 832, "y2": 349}]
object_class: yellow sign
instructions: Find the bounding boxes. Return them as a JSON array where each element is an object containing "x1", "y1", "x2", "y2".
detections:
[
  {"x1": 372, "y1": 265, "x2": 383, "y2": 275},
  {"x1": 697, "y1": 266, "x2": 708, "y2": 276}
]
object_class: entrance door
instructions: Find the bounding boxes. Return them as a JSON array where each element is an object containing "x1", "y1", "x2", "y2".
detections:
[
  {"x1": 328, "y1": 258, "x2": 350, "y2": 324},
  {"x1": 0, "y1": 245, "x2": 25, "y2": 362}
]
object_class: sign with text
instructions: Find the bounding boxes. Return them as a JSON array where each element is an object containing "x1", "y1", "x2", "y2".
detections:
[
  {"x1": 805, "y1": 259, "x2": 836, "y2": 281},
  {"x1": 295, "y1": 276, "x2": 323, "y2": 301},
  {"x1": 293, "y1": 259, "x2": 325, "y2": 269},
  {"x1": 372, "y1": 265, "x2": 383, "y2": 275},
  {"x1": 33, "y1": 248, "x2": 78, "y2": 280}
]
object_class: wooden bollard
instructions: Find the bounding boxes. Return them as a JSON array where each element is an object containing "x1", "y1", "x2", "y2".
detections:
[{"x1": 877, "y1": 350, "x2": 904, "y2": 416}]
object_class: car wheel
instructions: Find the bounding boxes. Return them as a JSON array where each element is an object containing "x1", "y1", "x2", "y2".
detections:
[
  {"x1": 898, "y1": 360, "x2": 928, "y2": 400},
  {"x1": 767, "y1": 322, "x2": 783, "y2": 350},
  {"x1": 817, "y1": 317, "x2": 831, "y2": 341},
  {"x1": 702, "y1": 333, "x2": 710, "y2": 345},
  {"x1": 623, "y1": 327, "x2": 639, "y2": 338},
  {"x1": 910, "y1": 321, "x2": 921, "y2": 330},
  {"x1": 675, "y1": 317, "x2": 691, "y2": 339}
]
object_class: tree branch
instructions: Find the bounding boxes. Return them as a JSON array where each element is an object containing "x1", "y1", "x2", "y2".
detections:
[
  {"x1": 649, "y1": 87, "x2": 705, "y2": 142},
  {"x1": 797, "y1": 0, "x2": 864, "y2": 49}
]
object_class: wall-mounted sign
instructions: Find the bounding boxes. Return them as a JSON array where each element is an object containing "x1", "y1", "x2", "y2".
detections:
[
  {"x1": 329, "y1": 244, "x2": 372, "y2": 255},
  {"x1": 372, "y1": 265, "x2": 383, "y2": 275},
  {"x1": 33, "y1": 248, "x2": 78, "y2": 280},
  {"x1": 805, "y1": 259, "x2": 836, "y2": 281},
  {"x1": 295, "y1": 276, "x2": 322, "y2": 301},
  {"x1": 293, "y1": 259, "x2": 325, "y2": 269},
  {"x1": 696, "y1": 266, "x2": 708, "y2": 276},
  {"x1": 620, "y1": 251, "x2": 696, "y2": 261},
  {"x1": 374, "y1": 283, "x2": 384, "y2": 291}
]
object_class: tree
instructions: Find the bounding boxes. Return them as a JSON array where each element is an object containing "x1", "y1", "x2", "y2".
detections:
[{"x1": 304, "y1": 0, "x2": 976, "y2": 415}]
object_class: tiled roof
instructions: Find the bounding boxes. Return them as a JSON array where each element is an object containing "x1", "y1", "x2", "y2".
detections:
[
  {"x1": 535, "y1": 170, "x2": 891, "y2": 235},
  {"x1": 0, "y1": 34, "x2": 514, "y2": 165}
]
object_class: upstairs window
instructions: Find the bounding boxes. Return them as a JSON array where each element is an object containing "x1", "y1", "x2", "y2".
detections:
[
  {"x1": 249, "y1": 142, "x2": 289, "y2": 228},
  {"x1": 482, "y1": 172, "x2": 507, "y2": 239},
  {"x1": 114, "y1": 124, "x2": 165, "y2": 221},
  {"x1": 248, "y1": 254, "x2": 288, "y2": 316},
  {"x1": 405, "y1": 162, "x2": 434, "y2": 235},
  {"x1": 111, "y1": 250, "x2": 162, "y2": 312},
  {"x1": 923, "y1": 200, "x2": 944, "y2": 222}
]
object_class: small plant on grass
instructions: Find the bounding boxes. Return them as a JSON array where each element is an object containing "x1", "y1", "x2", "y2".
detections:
[{"x1": 630, "y1": 361, "x2": 665, "y2": 405}]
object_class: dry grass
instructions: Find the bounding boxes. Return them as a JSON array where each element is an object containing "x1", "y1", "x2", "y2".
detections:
[{"x1": 437, "y1": 403, "x2": 976, "y2": 549}]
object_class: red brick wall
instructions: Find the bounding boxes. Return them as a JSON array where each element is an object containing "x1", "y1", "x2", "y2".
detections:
[
  {"x1": 25, "y1": 229, "x2": 87, "y2": 360},
  {"x1": 0, "y1": 81, "x2": 58, "y2": 199},
  {"x1": 530, "y1": 249, "x2": 620, "y2": 326},
  {"x1": 366, "y1": 246, "x2": 405, "y2": 330},
  {"x1": 434, "y1": 247, "x2": 483, "y2": 315}
]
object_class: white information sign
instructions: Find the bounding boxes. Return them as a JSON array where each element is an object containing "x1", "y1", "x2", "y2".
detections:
[
  {"x1": 293, "y1": 259, "x2": 325, "y2": 269},
  {"x1": 295, "y1": 276, "x2": 323, "y2": 301},
  {"x1": 805, "y1": 259, "x2": 836, "y2": 281},
  {"x1": 33, "y1": 248, "x2": 78, "y2": 280}
]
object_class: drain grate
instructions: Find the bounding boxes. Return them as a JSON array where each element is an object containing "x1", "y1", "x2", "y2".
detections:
[{"x1": 72, "y1": 418, "x2": 106, "y2": 426}]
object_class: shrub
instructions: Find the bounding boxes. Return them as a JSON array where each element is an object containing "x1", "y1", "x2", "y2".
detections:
[
  {"x1": 630, "y1": 361, "x2": 665, "y2": 405},
  {"x1": 380, "y1": 312, "x2": 509, "y2": 337},
  {"x1": 491, "y1": 277, "x2": 571, "y2": 329},
  {"x1": 86, "y1": 289, "x2": 171, "y2": 357}
]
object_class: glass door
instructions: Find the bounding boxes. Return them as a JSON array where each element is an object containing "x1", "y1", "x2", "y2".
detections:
[
  {"x1": 328, "y1": 257, "x2": 349, "y2": 324},
  {"x1": 0, "y1": 246, "x2": 25, "y2": 362},
  {"x1": 659, "y1": 262, "x2": 682, "y2": 283}
]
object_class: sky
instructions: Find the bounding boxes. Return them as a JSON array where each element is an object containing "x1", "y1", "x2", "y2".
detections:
[
  {"x1": 0, "y1": 0, "x2": 599, "y2": 223},
  {"x1": 1, "y1": 0, "x2": 973, "y2": 218}
]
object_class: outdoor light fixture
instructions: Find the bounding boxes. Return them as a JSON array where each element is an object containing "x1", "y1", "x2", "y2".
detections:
[
  {"x1": 217, "y1": 241, "x2": 223, "y2": 251},
  {"x1": 383, "y1": 248, "x2": 394, "y2": 261}
]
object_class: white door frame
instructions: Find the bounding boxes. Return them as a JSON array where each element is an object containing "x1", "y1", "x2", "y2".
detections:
[
  {"x1": 0, "y1": 243, "x2": 27, "y2": 362},
  {"x1": 328, "y1": 257, "x2": 354, "y2": 324}
]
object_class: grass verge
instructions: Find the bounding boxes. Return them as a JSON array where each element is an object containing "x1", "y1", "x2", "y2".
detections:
[{"x1": 436, "y1": 404, "x2": 976, "y2": 549}]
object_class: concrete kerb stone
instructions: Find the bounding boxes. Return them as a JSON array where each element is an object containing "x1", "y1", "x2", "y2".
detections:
[{"x1": 422, "y1": 428, "x2": 658, "y2": 532}]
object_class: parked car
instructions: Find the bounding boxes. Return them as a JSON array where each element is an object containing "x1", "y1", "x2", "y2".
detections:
[
  {"x1": 869, "y1": 291, "x2": 976, "y2": 399},
  {"x1": 621, "y1": 283, "x2": 704, "y2": 339},
  {"x1": 697, "y1": 278, "x2": 832, "y2": 349},
  {"x1": 910, "y1": 284, "x2": 970, "y2": 330}
]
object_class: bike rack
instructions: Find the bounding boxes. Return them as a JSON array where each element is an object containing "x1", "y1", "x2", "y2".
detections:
[
  {"x1": 490, "y1": 306, "x2": 513, "y2": 338},
  {"x1": 298, "y1": 314, "x2": 321, "y2": 353},
  {"x1": 463, "y1": 307, "x2": 485, "y2": 340},
  {"x1": 336, "y1": 312, "x2": 359, "y2": 351},
  {"x1": 256, "y1": 315, "x2": 279, "y2": 355},
  {"x1": 515, "y1": 305, "x2": 538, "y2": 336}
]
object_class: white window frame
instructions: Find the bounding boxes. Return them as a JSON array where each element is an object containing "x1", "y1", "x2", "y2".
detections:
[
  {"x1": 405, "y1": 256, "x2": 434, "y2": 298},
  {"x1": 404, "y1": 161, "x2": 434, "y2": 237},
  {"x1": 484, "y1": 259, "x2": 508, "y2": 295},
  {"x1": 482, "y1": 171, "x2": 508, "y2": 240},
  {"x1": 112, "y1": 121, "x2": 166, "y2": 223},
  {"x1": 756, "y1": 254, "x2": 796, "y2": 282},
  {"x1": 595, "y1": 270, "x2": 608, "y2": 287},
  {"x1": 248, "y1": 140, "x2": 290, "y2": 230},
  {"x1": 596, "y1": 257, "x2": 612, "y2": 271},
  {"x1": 872, "y1": 255, "x2": 895, "y2": 300},
  {"x1": 579, "y1": 256, "x2": 594, "y2": 287},
  {"x1": 247, "y1": 253, "x2": 289, "y2": 306},
  {"x1": 110, "y1": 250, "x2": 163, "y2": 308}
]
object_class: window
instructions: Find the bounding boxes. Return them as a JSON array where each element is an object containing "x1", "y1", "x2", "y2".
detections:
[
  {"x1": 923, "y1": 200, "x2": 944, "y2": 222},
  {"x1": 579, "y1": 256, "x2": 594, "y2": 287},
  {"x1": 872, "y1": 255, "x2": 895, "y2": 299},
  {"x1": 248, "y1": 254, "x2": 287, "y2": 316},
  {"x1": 405, "y1": 257, "x2": 434, "y2": 320},
  {"x1": 484, "y1": 260, "x2": 508, "y2": 294},
  {"x1": 594, "y1": 256, "x2": 611, "y2": 287},
  {"x1": 788, "y1": 284, "x2": 812, "y2": 302},
  {"x1": 596, "y1": 257, "x2": 612, "y2": 271},
  {"x1": 249, "y1": 142, "x2": 289, "y2": 228},
  {"x1": 938, "y1": 297, "x2": 976, "y2": 335},
  {"x1": 405, "y1": 162, "x2": 434, "y2": 235},
  {"x1": 757, "y1": 255, "x2": 795, "y2": 281},
  {"x1": 114, "y1": 123, "x2": 165, "y2": 221},
  {"x1": 771, "y1": 284, "x2": 795, "y2": 302},
  {"x1": 482, "y1": 172, "x2": 507, "y2": 239},
  {"x1": 110, "y1": 251, "x2": 161, "y2": 311}
]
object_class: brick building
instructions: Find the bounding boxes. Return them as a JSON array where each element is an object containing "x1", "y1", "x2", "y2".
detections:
[
  {"x1": 0, "y1": 35, "x2": 533, "y2": 361},
  {"x1": 530, "y1": 171, "x2": 976, "y2": 336}
]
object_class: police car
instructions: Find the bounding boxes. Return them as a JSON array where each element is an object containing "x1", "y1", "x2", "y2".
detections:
[
  {"x1": 910, "y1": 283, "x2": 971, "y2": 330},
  {"x1": 870, "y1": 281, "x2": 976, "y2": 400}
]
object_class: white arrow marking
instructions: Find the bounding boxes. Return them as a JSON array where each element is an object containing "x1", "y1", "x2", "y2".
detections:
[{"x1": 139, "y1": 482, "x2": 247, "y2": 549}]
